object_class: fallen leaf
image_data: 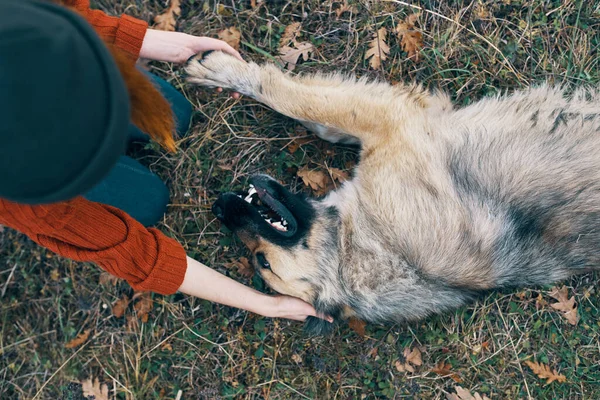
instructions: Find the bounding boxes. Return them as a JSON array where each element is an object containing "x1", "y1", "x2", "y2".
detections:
[
  {"x1": 431, "y1": 362, "x2": 463, "y2": 383},
  {"x1": 395, "y1": 359, "x2": 414, "y2": 373},
  {"x1": 99, "y1": 272, "x2": 120, "y2": 286},
  {"x1": 404, "y1": 347, "x2": 423, "y2": 366},
  {"x1": 111, "y1": 295, "x2": 130, "y2": 318},
  {"x1": 230, "y1": 257, "x2": 255, "y2": 278},
  {"x1": 447, "y1": 386, "x2": 491, "y2": 400},
  {"x1": 81, "y1": 378, "x2": 109, "y2": 400},
  {"x1": 365, "y1": 27, "x2": 390, "y2": 69},
  {"x1": 291, "y1": 353, "x2": 303, "y2": 363},
  {"x1": 50, "y1": 269, "x2": 60, "y2": 281},
  {"x1": 126, "y1": 314, "x2": 139, "y2": 332},
  {"x1": 524, "y1": 360, "x2": 567, "y2": 384},
  {"x1": 348, "y1": 317, "x2": 366, "y2": 337},
  {"x1": 278, "y1": 42, "x2": 314, "y2": 71},
  {"x1": 367, "y1": 347, "x2": 379, "y2": 358},
  {"x1": 297, "y1": 166, "x2": 332, "y2": 196},
  {"x1": 334, "y1": 0, "x2": 358, "y2": 18},
  {"x1": 161, "y1": 343, "x2": 173, "y2": 352},
  {"x1": 216, "y1": 4, "x2": 233, "y2": 16},
  {"x1": 279, "y1": 22, "x2": 302, "y2": 47},
  {"x1": 395, "y1": 13, "x2": 423, "y2": 61},
  {"x1": 548, "y1": 286, "x2": 579, "y2": 325},
  {"x1": 218, "y1": 27, "x2": 241, "y2": 50},
  {"x1": 153, "y1": 0, "x2": 181, "y2": 31},
  {"x1": 286, "y1": 136, "x2": 313, "y2": 154},
  {"x1": 133, "y1": 292, "x2": 153, "y2": 323},
  {"x1": 395, "y1": 347, "x2": 422, "y2": 373},
  {"x1": 65, "y1": 330, "x2": 91, "y2": 349},
  {"x1": 329, "y1": 167, "x2": 350, "y2": 183}
]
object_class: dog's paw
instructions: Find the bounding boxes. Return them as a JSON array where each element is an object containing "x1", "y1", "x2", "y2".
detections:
[
  {"x1": 184, "y1": 50, "x2": 248, "y2": 92},
  {"x1": 303, "y1": 316, "x2": 337, "y2": 336}
]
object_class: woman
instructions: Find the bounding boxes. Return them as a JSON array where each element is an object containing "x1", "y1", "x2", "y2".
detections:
[{"x1": 0, "y1": 0, "x2": 330, "y2": 323}]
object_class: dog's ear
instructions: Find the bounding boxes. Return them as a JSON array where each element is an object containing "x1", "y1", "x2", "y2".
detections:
[{"x1": 304, "y1": 316, "x2": 337, "y2": 336}]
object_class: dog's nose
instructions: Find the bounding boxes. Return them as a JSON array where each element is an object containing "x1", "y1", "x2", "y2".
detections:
[{"x1": 212, "y1": 202, "x2": 225, "y2": 221}]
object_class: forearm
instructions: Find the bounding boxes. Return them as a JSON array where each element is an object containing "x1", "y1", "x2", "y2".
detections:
[{"x1": 178, "y1": 256, "x2": 277, "y2": 316}]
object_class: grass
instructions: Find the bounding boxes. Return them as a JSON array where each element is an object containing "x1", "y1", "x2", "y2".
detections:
[{"x1": 1, "y1": 0, "x2": 600, "y2": 398}]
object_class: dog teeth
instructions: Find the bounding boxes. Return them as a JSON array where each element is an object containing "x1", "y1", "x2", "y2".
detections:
[{"x1": 271, "y1": 221, "x2": 287, "y2": 231}]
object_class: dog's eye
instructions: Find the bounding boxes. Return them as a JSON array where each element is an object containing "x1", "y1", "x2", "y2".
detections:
[{"x1": 256, "y1": 252, "x2": 271, "y2": 270}]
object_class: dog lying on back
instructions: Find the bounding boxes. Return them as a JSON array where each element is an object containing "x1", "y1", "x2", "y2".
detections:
[{"x1": 186, "y1": 51, "x2": 600, "y2": 334}]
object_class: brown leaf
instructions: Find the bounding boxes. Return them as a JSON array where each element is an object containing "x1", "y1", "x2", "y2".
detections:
[
  {"x1": 111, "y1": 295, "x2": 130, "y2": 318},
  {"x1": 404, "y1": 347, "x2": 423, "y2": 366},
  {"x1": 329, "y1": 167, "x2": 350, "y2": 183},
  {"x1": 365, "y1": 27, "x2": 390, "y2": 69},
  {"x1": 348, "y1": 317, "x2": 366, "y2": 337},
  {"x1": 126, "y1": 314, "x2": 139, "y2": 332},
  {"x1": 133, "y1": 292, "x2": 153, "y2": 323},
  {"x1": 228, "y1": 257, "x2": 255, "y2": 278},
  {"x1": 50, "y1": 269, "x2": 60, "y2": 281},
  {"x1": 153, "y1": 0, "x2": 181, "y2": 32},
  {"x1": 334, "y1": 0, "x2": 358, "y2": 18},
  {"x1": 278, "y1": 42, "x2": 313, "y2": 71},
  {"x1": 291, "y1": 353, "x2": 303, "y2": 363},
  {"x1": 279, "y1": 22, "x2": 302, "y2": 47},
  {"x1": 297, "y1": 166, "x2": 333, "y2": 196},
  {"x1": 218, "y1": 27, "x2": 241, "y2": 51},
  {"x1": 548, "y1": 286, "x2": 579, "y2": 325},
  {"x1": 65, "y1": 329, "x2": 91, "y2": 349},
  {"x1": 524, "y1": 360, "x2": 567, "y2": 384},
  {"x1": 286, "y1": 137, "x2": 313, "y2": 154},
  {"x1": 395, "y1": 14, "x2": 423, "y2": 61},
  {"x1": 81, "y1": 378, "x2": 109, "y2": 400},
  {"x1": 395, "y1": 360, "x2": 413, "y2": 373},
  {"x1": 431, "y1": 362, "x2": 463, "y2": 383},
  {"x1": 446, "y1": 386, "x2": 491, "y2": 400},
  {"x1": 99, "y1": 272, "x2": 120, "y2": 286}
]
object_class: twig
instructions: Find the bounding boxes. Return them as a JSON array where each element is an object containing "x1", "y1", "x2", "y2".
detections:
[{"x1": 32, "y1": 343, "x2": 88, "y2": 400}]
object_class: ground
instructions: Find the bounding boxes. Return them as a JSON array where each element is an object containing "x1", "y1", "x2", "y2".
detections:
[{"x1": 1, "y1": 0, "x2": 599, "y2": 399}]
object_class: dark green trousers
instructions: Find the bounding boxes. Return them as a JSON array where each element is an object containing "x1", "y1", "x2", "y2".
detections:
[{"x1": 84, "y1": 72, "x2": 192, "y2": 226}]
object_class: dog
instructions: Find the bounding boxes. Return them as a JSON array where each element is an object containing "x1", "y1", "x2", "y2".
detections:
[{"x1": 186, "y1": 51, "x2": 600, "y2": 334}]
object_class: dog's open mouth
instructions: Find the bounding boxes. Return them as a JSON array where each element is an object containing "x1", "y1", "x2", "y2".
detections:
[{"x1": 236, "y1": 182, "x2": 297, "y2": 235}]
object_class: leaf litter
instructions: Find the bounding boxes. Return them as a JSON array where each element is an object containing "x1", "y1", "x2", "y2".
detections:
[
  {"x1": 153, "y1": 0, "x2": 181, "y2": 32},
  {"x1": 524, "y1": 360, "x2": 567, "y2": 384}
]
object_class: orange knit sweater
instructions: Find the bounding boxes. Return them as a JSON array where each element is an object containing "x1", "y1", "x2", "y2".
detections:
[{"x1": 0, "y1": 0, "x2": 187, "y2": 295}]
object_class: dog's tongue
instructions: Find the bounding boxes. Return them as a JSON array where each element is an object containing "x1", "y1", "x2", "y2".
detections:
[{"x1": 239, "y1": 184, "x2": 289, "y2": 232}]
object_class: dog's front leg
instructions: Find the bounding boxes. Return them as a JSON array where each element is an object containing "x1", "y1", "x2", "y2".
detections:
[{"x1": 185, "y1": 51, "x2": 427, "y2": 148}]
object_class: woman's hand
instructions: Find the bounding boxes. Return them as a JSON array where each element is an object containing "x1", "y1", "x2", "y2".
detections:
[
  {"x1": 140, "y1": 29, "x2": 242, "y2": 64},
  {"x1": 266, "y1": 295, "x2": 334, "y2": 322},
  {"x1": 179, "y1": 256, "x2": 333, "y2": 323},
  {"x1": 140, "y1": 30, "x2": 242, "y2": 98}
]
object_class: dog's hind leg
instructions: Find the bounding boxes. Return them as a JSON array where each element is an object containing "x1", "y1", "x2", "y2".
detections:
[{"x1": 185, "y1": 51, "x2": 448, "y2": 148}]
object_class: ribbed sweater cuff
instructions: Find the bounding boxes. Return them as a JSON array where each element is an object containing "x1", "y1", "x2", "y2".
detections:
[
  {"x1": 131, "y1": 230, "x2": 188, "y2": 295},
  {"x1": 115, "y1": 15, "x2": 148, "y2": 61}
]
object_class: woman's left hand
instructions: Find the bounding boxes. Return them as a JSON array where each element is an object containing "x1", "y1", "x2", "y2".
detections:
[
  {"x1": 140, "y1": 29, "x2": 243, "y2": 64},
  {"x1": 140, "y1": 29, "x2": 243, "y2": 98}
]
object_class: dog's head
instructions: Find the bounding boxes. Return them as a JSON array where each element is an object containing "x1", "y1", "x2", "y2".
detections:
[{"x1": 213, "y1": 174, "x2": 340, "y2": 333}]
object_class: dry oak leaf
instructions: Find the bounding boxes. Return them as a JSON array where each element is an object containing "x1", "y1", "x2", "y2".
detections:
[
  {"x1": 334, "y1": 0, "x2": 358, "y2": 18},
  {"x1": 286, "y1": 136, "x2": 313, "y2": 154},
  {"x1": 395, "y1": 13, "x2": 423, "y2": 61},
  {"x1": 395, "y1": 347, "x2": 422, "y2": 373},
  {"x1": 98, "y1": 272, "x2": 120, "y2": 286},
  {"x1": 297, "y1": 166, "x2": 332, "y2": 196},
  {"x1": 111, "y1": 295, "x2": 130, "y2": 318},
  {"x1": 153, "y1": 0, "x2": 181, "y2": 32},
  {"x1": 524, "y1": 360, "x2": 567, "y2": 384},
  {"x1": 548, "y1": 286, "x2": 579, "y2": 325},
  {"x1": 278, "y1": 42, "x2": 314, "y2": 71},
  {"x1": 133, "y1": 292, "x2": 154, "y2": 323},
  {"x1": 218, "y1": 27, "x2": 241, "y2": 51},
  {"x1": 65, "y1": 329, "x2": 91, "y2": 349},
  {"x1": 348, "y1": 317, "x2": 367, "y2": 337},
  {"x1": 365, "y1": 27, "x2": 390, "y2": 69},
  {"x1": 229, "y1": 257, "x2": 255, "y2": 278},
  {"x1": 279, "y1": 22, "x2": 302, "y2": 47},
  {"x1": 81, "y1": 378, "x2": 109, "y2": 400},
  {"x1": 431, "y1": 362, "x2": 463, "y2": 383},
  {"x1": 329, "y1": 167, "x2": 350, "y2": 183},
  {"x1": 447, "y1": 386, "x2": 491, "y2": 400}
]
